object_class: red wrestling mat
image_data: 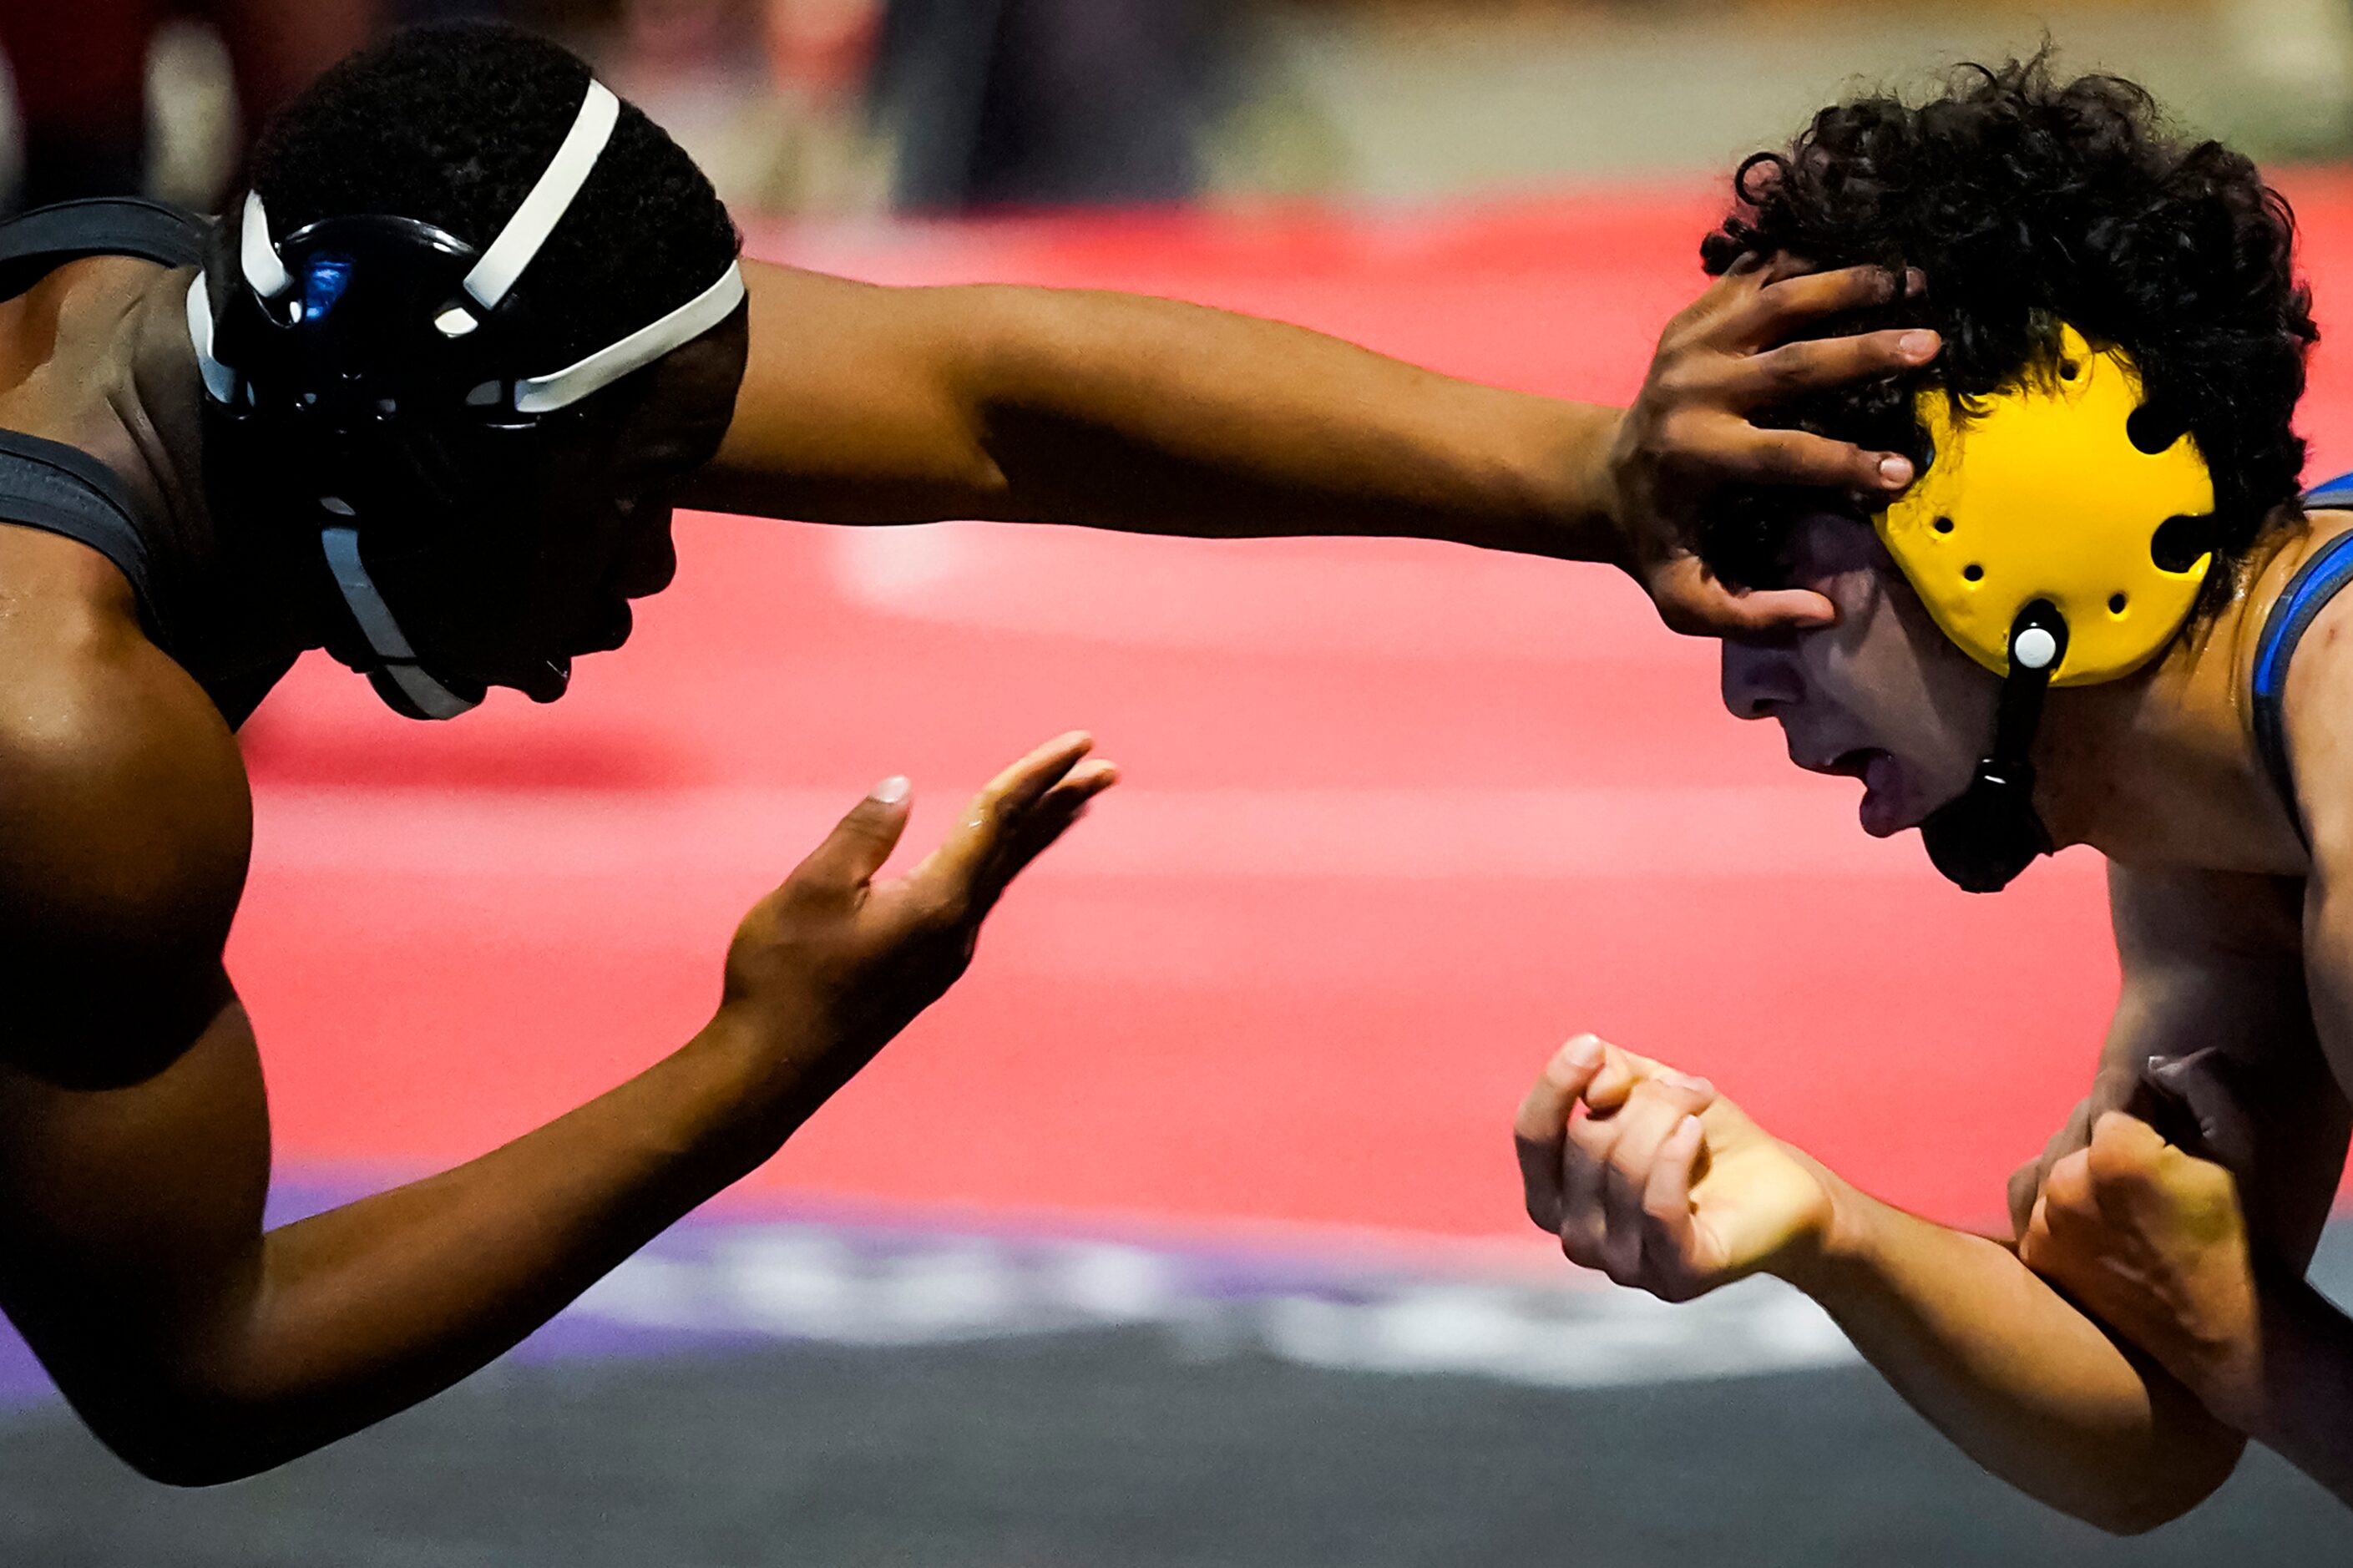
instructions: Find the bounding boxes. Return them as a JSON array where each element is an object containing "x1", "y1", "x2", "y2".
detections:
[{"x1": 227, "y1": 176, "x2": 2353, "y2": 1246}]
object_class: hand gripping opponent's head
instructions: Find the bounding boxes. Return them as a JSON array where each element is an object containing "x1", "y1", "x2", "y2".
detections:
[
  {"x1": 193, "y1": 24, "x2": 750, "y2": 719},
  {"x1": 1704, "y1": 58, "x2": 2316, "y2": 891}
]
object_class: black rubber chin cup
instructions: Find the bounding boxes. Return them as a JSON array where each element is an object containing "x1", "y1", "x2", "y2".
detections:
[
  {"x1": 1918, "y1": 598, "x2": 2067, "y2": 894},
  {"x1": 1919, "y1": 761, "x2": 2052, "y2": 893}
]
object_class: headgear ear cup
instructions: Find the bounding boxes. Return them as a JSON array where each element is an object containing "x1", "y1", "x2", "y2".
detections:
[
  {"x1": 1876, "y1": 325, "x2": 2216, "y2": 686},
  {"x1": 1872, "y1": 326, "x2": 2218, "y2": 890}
]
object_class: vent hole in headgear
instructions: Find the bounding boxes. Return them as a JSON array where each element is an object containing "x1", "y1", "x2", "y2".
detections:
[
  {"x1": 1963, "y1": 563, "x2": 1985, "y2": 582},
  {"x1": 2060, "y1": 358, "x2": 2082, "y2": 381},
  {"x1": 2151, "y1": 513, "x2": 2216, "y2": 574},
  {"x1": 2109, "y1": 593, "x2": 2128, "y2": 615},
  {"x1": 2128, "y1": 403, "x2": 2186, "y2": 456},
  {"x1": 1933, "y1": 514, "x2": 1954, "y2": 534}
]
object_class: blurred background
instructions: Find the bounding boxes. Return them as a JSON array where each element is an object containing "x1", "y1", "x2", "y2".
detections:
[{"x1": 5, "y1": 2, "x2": 2353, "y2": 1564}]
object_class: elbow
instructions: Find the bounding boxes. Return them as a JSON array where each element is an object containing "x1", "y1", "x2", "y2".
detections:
[
  {"x1": 2062, "y1": 1436, "x2": 2242, "y2": 1536},
  {"x1": 70, "y1": 1381, "x2": 306, "y2": 1488},
  {"x1": 95, "y1": 1412, "x2": 285, "y2": 1489}
]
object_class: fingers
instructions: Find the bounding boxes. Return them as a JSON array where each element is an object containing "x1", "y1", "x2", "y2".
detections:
[
  {"x1": 1650, "y1": 555, "x2": 1836, "y2": 638},
  {"x1": 2087, "y1": 1109, "x2": 2171, "y2": 1181},
  {"x1": 1727, "y1": 331, "x2": 1941, "y2": 409},
  {"x1": 1559, "y1": 1056, "x2": 1714, "y2": 1278},
  {"x1": 1581, "y1": 1041, "x2": 1670, "y2": 1115},
  {"x1": 2144, "y1": 1049, "x2": 2259, "y2": 1175},
  {"x1": 1734, "y1": 265, "x2": 1919, "y2": 348},
  {"x1": 908, "y1": 731, "x2": 1113, "y2": 913},
  {"x1": 1641, "y1": 1115, "x2": 1707, "y2": 1292},
  {"x1": 2006, "y1": 1160, "x2": 2042, "y2": 1244},
  {"x1": 2008, "y1": 1097, "x2": 2096, "y2": 1239},
  {"x1": 1718, "y1": 424, "x2": 1916, "y2": 493},
  {"x1": 791, "y1": 775, "x2": 915, "y2": 894},
  {"x1": 2082, "y1": 1110, "x2": 2214, "y2": 1228},
  {"x1": 2038, "y1": 1146, "x2": 2097, "y2": 1234},
  {"x1": 984, "y1": 759, "x2": 1121, "y2": 903},
  {"x1": 1594, "y1": 1078, "x2": 1718, "y2": 1283},
  {"x1": 1515, "y1": 1035, "x2": 1607, "y2": 1231}
]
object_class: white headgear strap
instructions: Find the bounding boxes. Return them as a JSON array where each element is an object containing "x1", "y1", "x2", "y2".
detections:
[
  {"x1": 514, "y1": 261, "x2": 745, "y2": 412},
  {"x1": 450, "y1": 78, "x2": 621, "y2": 326},
  {"x1": 200, "y1": 78, "x2": 741, "y2": 414},
  {"x1": 187, "y1": 273, "x2": 236, "y2": 403},
  {"x1": 240, "y1": 190, "x2": 291, "y2": 301}
]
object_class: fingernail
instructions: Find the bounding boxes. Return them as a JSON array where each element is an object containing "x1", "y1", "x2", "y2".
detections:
[
  {"x1": 869, "y1": 776, "x2": 911, "y2": 805},
  {"x1": 1899, "y1": 331, "x2": 1938, "y2": 361},
  {"x1": 1677, "y1": 1115, "x2": 1704, "y2": 1143},
  {"x1": 1877, "y1": 455, "x2": 1914, "y2": 488},
  {"x1": 1663, "y1": 1071, "x2": 1713, "y2": 1096},
  {"x1": 1567, "y1": 1035, "x2": 1604, "y2": 1069}
]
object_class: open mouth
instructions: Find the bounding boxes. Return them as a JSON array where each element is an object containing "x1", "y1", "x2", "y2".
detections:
[{"x1": 1808, "y1": 748, "x2": 1906, "y2": 837}]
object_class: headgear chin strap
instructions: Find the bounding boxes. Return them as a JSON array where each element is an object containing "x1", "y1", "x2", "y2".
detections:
[
  {"x1": 1918, "y1": 600, "x2": 2064, "y2": 893},
  {"x1": 191, "y1": 78, "x2": 747, "y2": 721},
  {"x1": 1873, "y1": 324, "x2": 2218, "y2": 892}
]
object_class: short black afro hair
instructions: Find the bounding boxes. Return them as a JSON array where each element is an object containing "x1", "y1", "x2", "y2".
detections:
[
  {"x1": 1701, "y1": 55, "x2": 2318, "y2": 600},
  {"x1": 242, "y1": 21, "x2": 741, "y2": 370}
]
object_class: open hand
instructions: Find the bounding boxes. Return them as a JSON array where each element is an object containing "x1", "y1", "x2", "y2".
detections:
[
  {"x1": 714, "y1": 731, "x2": 1118, "y2": 1105},
  {"x1": 1513, "y1": 1034, "x2": 1836, "y2": 1302},
  {"x1": 1609, "y1": 255, "x2": 1939, "y2": 637}
]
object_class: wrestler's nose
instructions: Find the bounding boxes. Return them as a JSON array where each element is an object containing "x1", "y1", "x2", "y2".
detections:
[{"x1": 1721, "y1": 639, "x2": 1801, "y2": 720}]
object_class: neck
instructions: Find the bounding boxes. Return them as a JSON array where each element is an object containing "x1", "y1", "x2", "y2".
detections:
[
  {"x1": 2035, "y1": 527, "x2": 2314, "y2": 873},
  {"x1": 116, "y1": 269, "x2": 323, "y2": 693}
]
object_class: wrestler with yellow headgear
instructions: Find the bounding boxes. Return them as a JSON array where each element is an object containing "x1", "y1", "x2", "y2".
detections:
[{"x1": 1512, "y1": 58, "x2": 2353, "y2": 1535}]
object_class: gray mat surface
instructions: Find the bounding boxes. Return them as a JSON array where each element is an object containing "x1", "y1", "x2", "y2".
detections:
[{"x1": 0, "y1": 1330, "x2": 2337, "y2": 1566}]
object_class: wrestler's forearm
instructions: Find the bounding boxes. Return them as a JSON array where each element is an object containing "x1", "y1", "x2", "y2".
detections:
[
  {"x1": 693, "y1": 268, "x2": 1623, "y2": 560},
  {"x1": 954, "y1": 286, "x2": 1620, "y2": 558},
  {"x1": 1781, "y1": 1171, "x2": 2244, "y2": 1534},
  {"x1": 200, "y1": 1014, "x2": 817, "y2": 1479}
]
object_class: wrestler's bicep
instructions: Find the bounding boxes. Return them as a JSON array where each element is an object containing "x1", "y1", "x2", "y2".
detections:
[
  {"x1": 0, "y1": 649, "x2": 275, "y2": 1451},
  {"x1": 686, "y1": 260, "x2": 1009, "y2": 522}
]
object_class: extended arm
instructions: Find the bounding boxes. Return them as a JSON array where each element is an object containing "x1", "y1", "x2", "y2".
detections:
[
  {"x1": 0, "y1": 660, "x2": 1112, "y2": 1485},
  {"x1": 1515, "y1": 1039, "x2": 2259, "y2": 1534},
  {"x1": 683, "y1": 255, "x2": 1941, "y2": 632}
]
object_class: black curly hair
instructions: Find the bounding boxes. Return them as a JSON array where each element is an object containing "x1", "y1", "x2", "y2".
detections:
[
  {"x1": 241, "y1": 21, "x2": 741, "y2": 370},
  {"x1": 1700, "y1": 55, "x2": 2318, "y2": 601}
]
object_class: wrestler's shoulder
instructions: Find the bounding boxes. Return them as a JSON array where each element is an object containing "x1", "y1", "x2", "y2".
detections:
[{"x1": 0, "y1": 530, "x2": 249, "y2": 946}]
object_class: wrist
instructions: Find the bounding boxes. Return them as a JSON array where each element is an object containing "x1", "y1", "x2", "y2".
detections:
[
  {"x1": 2200, "y1": 1271, "x2": 2328, "y2": 1438},
  {"x1": 1517, "y1": 402, "x2": 1627, "y2": 564},
  {"x1": 1766, "y1": 1152, "x2": 1871, "y2": 1299},
  {"x1": 694, "y1": 999, "x2": 839, "y2": 1140}
]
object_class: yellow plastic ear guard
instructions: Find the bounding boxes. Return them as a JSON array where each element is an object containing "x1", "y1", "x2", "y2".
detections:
[{"x1": 1874, "y1": 324, "x2": 2217, "y2": 686}]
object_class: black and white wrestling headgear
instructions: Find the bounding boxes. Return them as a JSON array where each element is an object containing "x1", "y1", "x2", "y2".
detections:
[{"x1": 189, "y1": 78, "x2": 746, "y2": 720}]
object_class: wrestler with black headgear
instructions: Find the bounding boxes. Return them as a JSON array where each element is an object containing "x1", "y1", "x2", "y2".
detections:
[{"x1": 0, "y1": 23, "x2": 1929, "y2": 1481}]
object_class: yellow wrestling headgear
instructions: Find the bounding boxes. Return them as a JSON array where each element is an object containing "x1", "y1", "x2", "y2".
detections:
[{"x1": 1875, "y1": 323, "x2": 2216, "y2": 686}]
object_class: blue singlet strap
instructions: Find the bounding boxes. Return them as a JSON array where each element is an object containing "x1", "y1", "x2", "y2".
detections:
[{"x1": 2251, "y1": 471, "x2": 2353, "y2": 832}]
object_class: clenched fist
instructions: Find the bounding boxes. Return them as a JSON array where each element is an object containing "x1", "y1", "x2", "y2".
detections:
[
  {"x1": 2020, "y1": 1110, "x2": 2264, "y2": 1430},
  {"x1": 1513, "y1": 1034, "x2": 1835, "y2": 1301}
]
